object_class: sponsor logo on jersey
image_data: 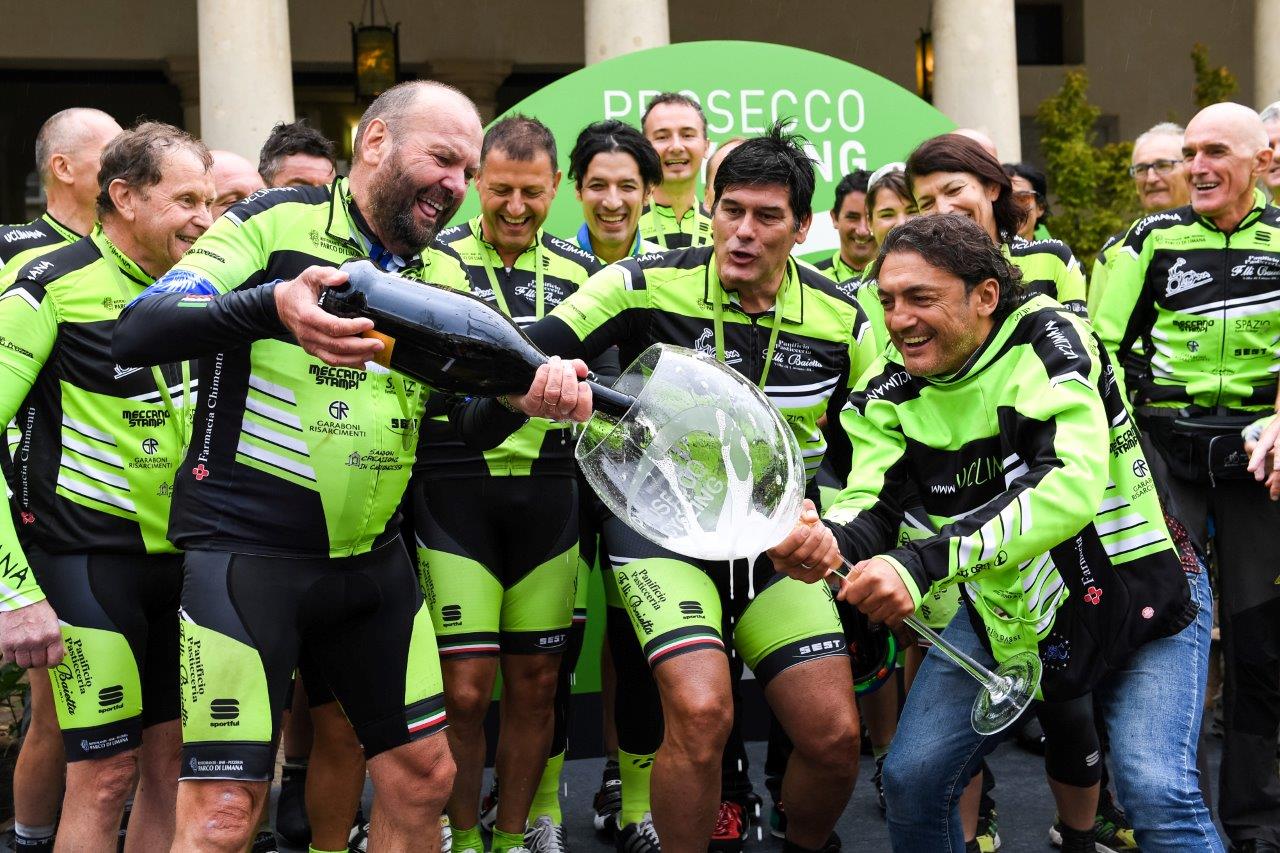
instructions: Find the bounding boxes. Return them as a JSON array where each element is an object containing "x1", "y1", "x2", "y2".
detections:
[
  {"x1": 1165, "y1": 258, "x2": 1213, "y2": 297},
  {"x1": 1109, "y1": 424, "x2": 1140, "y2": 457},
  {"x1": 678, "y1": 600, "x2": 704, "y2": 619},
  {"x1": 24, "y1": 260, "x2": 54, "y2": 280},
  {"x1": 0, "y1": 336, "x2": 33, "y2": 358},
  {"x1": 113, "y1": 364, "x2": 143, "y2": 380},
  {"x1": 328, "y1": 400, "x2": 350, "y2": 420},
  {"x1": 388, "y1": 416, "x2": 418, "y2": 433},
  {"x1": 772, "y1": 339, "x2": 821, "y2": 370},
  {"x1": 3, "y1": 228, "x2": 43, "y2": 243},
  {"x1": 1234, "y1": 318, "x2": 1272, "y2": 332},
  {"x1": 693, "y1": 328, "x2": 741, "y2": 364},
  {"x1": 1173, "y1": 319, "x2": 1213, "y2": 333},
  {"x1": 123, "y1": 409, "x2": 170, "y2": 428},
  {"x1": 142, "y1": 438, "x2": 159, "y2": 455},
  {"x1": 1133, "y1": 211, "x2": 1182, "y2": 237},
  {"x1": 1231, "y1": 255, "x2": 1280, "y2": 279},
  {"x1": 863, "y1": 370, "x2": 911, "y2": 401},
  {"x1": 1042, "y1": 317, "x2": 1079, "y2": 360},
  {"x1": 441, "y1": 604, "x2": 463, "y2": 625},
  {"x1": 308, "y1": 364, "x2": 366, "y2": 389},
  {"x1": 1235, "y1": 347, "x2": 1269, "y2": 357}
]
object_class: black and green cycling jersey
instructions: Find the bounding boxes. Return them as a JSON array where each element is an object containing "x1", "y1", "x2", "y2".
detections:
[
  {"x1": 637, "y1": 200, "x2": 713, "y2": 250},
  {"x1": 416, "y1": 216, "x2": 602, "y2": 478},
  {"x1": 0, "y1": 213, "x2": 83, "y2": 285},
  {"x1": 1089, "y1": 230, "x2": 1126, "y2": 302},
  {"x1": 1091, "y1": 189, "x2": 1280, "y2": 411},
  {"x1": 1006, "y1": 236, "x2": 1087, "y2": 316},
  {"x1": 113, "y1": 178, "x2": 471, "y2": 558},
  {"x1": 812, "y1": 250, "x2": 867, "y2": 286},
  {"x1": 824, "y1": 294, "x2": 1194, "y2": 699},
  {"x1": 0, "y1": 227, "x2": 195, "y2": 611},
  {"x1": 526, "y1": 245, "x2": 877, "y2": 481}
]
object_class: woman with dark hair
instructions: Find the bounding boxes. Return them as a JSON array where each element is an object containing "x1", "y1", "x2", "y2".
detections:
[
  {"x1": 906, "y1": 134, "x2": 1086, "y2": 316},
  {"x1": 1004, "y1": 161, "x2": 1051, "y2": 241},
  {"x1": 568, "y1": 120, "x2": 665, "y2": 263}
]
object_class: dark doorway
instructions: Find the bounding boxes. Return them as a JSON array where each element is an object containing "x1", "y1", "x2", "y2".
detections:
[{"x1": 0, "y1": 68, "x2": 182, "y2": 224}]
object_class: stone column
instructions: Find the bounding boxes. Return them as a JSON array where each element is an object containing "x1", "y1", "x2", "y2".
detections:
[
  {"x1": 584, "y1": 0, "x2": 670, "y2": 66},
  {"x1": 164, "y1": 56, "x2": 201, "y2": 137},
  {"x1": 932, "y1": 0, "x2": 1021, "y2": 161},
  {"x1": 196, "y1": 0, "x2": 295, "y2": 159},
  {"x1": 1257, "y1": 0, "x2": 1280, "y2": 107},
  {"x1": 426, "y1": 59, "x2": 514, "y2": 123}
]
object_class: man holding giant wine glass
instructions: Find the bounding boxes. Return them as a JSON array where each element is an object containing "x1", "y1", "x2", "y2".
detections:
[{"x1": 111, "y1": 81, "x2": 589, "y2": 853}]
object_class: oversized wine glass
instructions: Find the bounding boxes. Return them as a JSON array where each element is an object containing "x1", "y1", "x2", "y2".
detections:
[{"x1": 575, "y1": 343, "x2": 1040, "y2": 736}]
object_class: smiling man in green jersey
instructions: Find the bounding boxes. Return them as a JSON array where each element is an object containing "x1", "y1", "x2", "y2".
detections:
[
  {"x1": 639, "y1": 93, "x2": 713, "y2": 250},
  {"x1": 0, "y1": 105, "x2": 121, "y2": 853},
  {"x1": 813, "y1": 170, "x2": 875, "y2": 285},
  {"x1": 769, "y1": 213, "x2": 1213, "y2": 852},
  {"x1": 1092, "y1": 102, "x2": 1280, "y2": 852},
  {"x1": 0, "y1": 122, "x2": 214, "y2": 853},
  {"x1": 497, "y1": 124, "x2": 876, "y2": 853},
  {"x1": 112, "y1": 82, "x2": 592, "y2": 853},
  {"x1": 420, "y1": 115, "x2": 608, "y2": 853}
]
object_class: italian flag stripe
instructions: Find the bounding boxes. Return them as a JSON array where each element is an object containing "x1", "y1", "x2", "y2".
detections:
[
  {"x1": 407, "y1": 708, "x2": 447, "y2": 734},
  {"x1": 647, "y1": 634, "x2": 723, "y2": 664}
]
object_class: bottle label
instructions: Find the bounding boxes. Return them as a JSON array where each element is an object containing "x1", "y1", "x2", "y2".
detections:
[{"x1": 364, "y1": 330, "x2": 396, "y2": 369}]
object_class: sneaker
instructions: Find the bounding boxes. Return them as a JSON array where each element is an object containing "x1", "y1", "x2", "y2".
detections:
[
  {"x1": 275, "y1": 763, "x2": 311, "y2": 847},
  {"x1": 249, "y1": 831, "x2": 278, "y2": 853},
  {"x1": 615, "y1": 813, "x2": 660, "y2": 853},
  {"x1": 768, "y1": 801, "x2": 787, "y2": 840},
  {"x1": 974, "y1": 805, "x2": 1001, "y2": 852},
  {"x1": 480, "y1": 777, "x2": 500, "y2": 833},
  {"x1": 872, "y1": 754, "x2": 887, "y2": 814},
  {"x1": 525, "y1": 815, "x2": 569, "y2": 853},
  {"x1": 709, "y1": 800, "x2": 748, "y2": 853},
  {"x1": 1093, "y1": 791, "x2": 1137, "y2": 851},
  {"x1": 441, "y1": 815, "x2": 453, "y2": 853},
  {"x1": 348, "y1": 817, "x2": 370, "y2": 853},
  {"x1": 593, "y1": 761, "x2": 623, "y2": 836}
]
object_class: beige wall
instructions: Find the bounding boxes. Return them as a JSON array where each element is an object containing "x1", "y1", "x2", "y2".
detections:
[{"x1": 0, "y1": 0, "x2": 1263, "y2": 149}]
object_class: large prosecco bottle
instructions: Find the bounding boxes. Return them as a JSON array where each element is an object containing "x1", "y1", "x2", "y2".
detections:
[{"x1": 318, "y1": 260, "x2": 635, "y2": 418}]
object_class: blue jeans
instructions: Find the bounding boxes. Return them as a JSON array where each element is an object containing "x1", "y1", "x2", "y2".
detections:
[{"x1": 883, "y1": 568, "x2": 1222, "y2": 852}]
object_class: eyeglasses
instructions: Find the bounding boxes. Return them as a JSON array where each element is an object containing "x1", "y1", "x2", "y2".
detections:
[{"x1": 1128, "y1": 159, "x2": 1180, "y2": 178}]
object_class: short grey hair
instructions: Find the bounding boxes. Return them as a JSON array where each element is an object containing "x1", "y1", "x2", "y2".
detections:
[
  {"x1": 33, "y1": 107, "x2": 116, "y2": 185},
  {"x1": 352, "y1": 80, "x2": 477, "y2": 155},
  {"x1": 1133, "y1": 121, "x2": 1185, "y2": 156},
  {"x1": 1261, "y1": 101, "x2": 1280, "y2": 124}
]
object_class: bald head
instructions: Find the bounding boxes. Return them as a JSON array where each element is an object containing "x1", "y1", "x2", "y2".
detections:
[
  {"x1": 1183, "y1": 102, "x2": 1273, "y2": 228},
  {"x1": 33, "y1": 108, "x2": 122, "y2": 230},
  {"x1": 952, "y1": 128, "x2": 998, "y2": 159},
  {"x1": 353, "y1": 80, "x2": 482, "y2": 158},
  {"x1": 704, "y1": 137, "x2": 747, "y2": 209},
  {"x1": 210, "y1": 150, "x2": 266, "y2": 218},
  {"x1": 34, "y1": 108, "x2": 121, "y2": 184}
]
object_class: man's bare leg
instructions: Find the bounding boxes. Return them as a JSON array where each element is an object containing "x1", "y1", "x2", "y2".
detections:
[
  {"x1": 367, "y1": 732, "x2": 455, "y2": 853},
  {"x1": 493, "y1": 653, "x2": 562, "y2": 834},
  {"x1": 123, "y1": 719, "x2": 180, "y2": 852},
  {"x1": 14, "y1": 673, "x2": 64, "y2": 845},
  {"x1": 650, "y1": 649, "x2": 733, "y2": 853},
  {"x1": 170, "y1": 779, "x2": 269, "y2": 853},
  {"x1": 441, "y1": 656, "x2": 500, "y2": 836},
  {"x1": 764, "y1": 656, "x2": 860, "y2": 850},
  {"x1": 54, "y1": 749, "x2": 139, "y2": 852},
  {"x1": 306, "y1": 701, "x2": 368, "y2": 850}
]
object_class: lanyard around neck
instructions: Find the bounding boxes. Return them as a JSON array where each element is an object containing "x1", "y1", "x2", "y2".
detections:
[
  {"x1": 472, "y1": 220, "x2": 545, "y2": 319},
  {"x1": 710, "y1": 262, "x2": 791, "y2": 390}
]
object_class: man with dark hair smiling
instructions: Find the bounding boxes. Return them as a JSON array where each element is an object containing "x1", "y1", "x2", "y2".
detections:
[
  {"x1": 769, "y1": 213, "x2": 1217, "y2": 852},
  {"x1": 511, "y1": 122, "x2": 877, "y2": 853}
]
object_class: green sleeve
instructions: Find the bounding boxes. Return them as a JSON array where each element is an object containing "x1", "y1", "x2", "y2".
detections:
[
  {"x1": 1056, "y1": 251, "x2": 1088, "y2": 317},
  {"x1": 1090, "y1": 234, "x2": 1146, "y2": 361},
  {"x1": 887, "y1": 343, "x2": 1109, "y2": 600},
  {"x1": 0, "y1": 281, "x2": 59, "y2": 609},
  {"x1": 545, "y1": 264, "x2": 651, "y2": 358},
  {"x1": 1088, "y1": 251, "x2": 1110, "y2": 306}
]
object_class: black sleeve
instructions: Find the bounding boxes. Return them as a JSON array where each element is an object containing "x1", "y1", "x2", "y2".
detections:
[{"x1": 112, "y1": 284, "x2": 285, "y2": 367}]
